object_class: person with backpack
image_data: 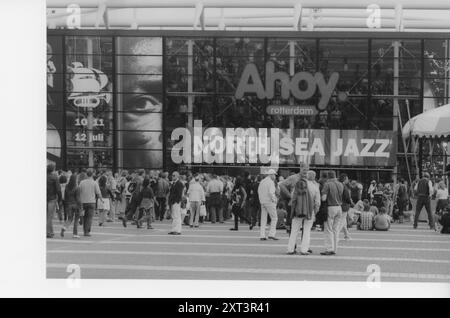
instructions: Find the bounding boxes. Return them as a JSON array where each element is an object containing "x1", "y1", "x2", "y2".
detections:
[
  {"x1": 320, "y1": 170, "x2": 344, "y2": 256},
  {"x1": 229, "y1": 176, "x2": 252, "y2": 231},
  {"x1": 287, "y1": 168, "x2": 320, "y2": 255},
  {"x1": 413, "y1": 172, "x2": 435, "y2": 230},
  {"x1": 279, "y1": 162, "x2": 310, "y2": 234},
  {"x1": 121, "y1": 171, "x2": 143, "y2": 227},
  {"x1": 135, "y1": 177, "x2": 156, "y2": 229}
]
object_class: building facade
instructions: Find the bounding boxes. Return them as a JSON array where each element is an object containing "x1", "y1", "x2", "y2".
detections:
[{"x1": 47, "y1": 30, "x2": 450, "y2": 181}]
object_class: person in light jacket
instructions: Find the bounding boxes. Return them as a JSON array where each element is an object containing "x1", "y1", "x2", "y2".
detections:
[
  {"x1": 258, "y1": 169, "x2": 278, "y2": 241},
  {"x1": 187, "y1": 175, "x2": 206, "y2": 228}
]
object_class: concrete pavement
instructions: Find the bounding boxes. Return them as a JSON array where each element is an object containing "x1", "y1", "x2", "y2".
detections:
[{"x1": 47, "y1": 219, "x2": 450, "y2": 282}]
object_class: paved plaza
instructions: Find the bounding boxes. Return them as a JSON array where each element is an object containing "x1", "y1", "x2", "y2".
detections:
[{"x1": 47, "y1": 218, "x2": 450, "y2": 282}]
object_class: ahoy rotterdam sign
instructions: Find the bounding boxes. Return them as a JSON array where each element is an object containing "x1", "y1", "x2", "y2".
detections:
[
  {"x1": 169, "y1": 62, "x2": 396, "y2": 167},
  {"x1": 235, "y1": 61, "x2": 339, "y2": 110},
  {"x1": 171, "y1": 120, "x2": 397, "y2": 167}
]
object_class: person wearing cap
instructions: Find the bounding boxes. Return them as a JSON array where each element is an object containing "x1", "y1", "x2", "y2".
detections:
[
  {"x1": 258, "y1": 169, "x2": 278, "y2": 240},
  {"x1": 368, "y1": 180, "x2": 377, "y2": 203},
  {"x1": 413, "y1": 172, "x2": 435, "y2": 230}
]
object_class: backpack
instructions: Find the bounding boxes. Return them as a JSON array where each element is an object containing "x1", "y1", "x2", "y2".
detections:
[
  {"x1": 292, "y1": 178, "x2": 313, "y2": 218},
  {"x1": 127, "y1": 181, "x2": 137, "y2": 194},
  {"x1": 397, "y1": 184, "x2": 407, "y2": 201}
]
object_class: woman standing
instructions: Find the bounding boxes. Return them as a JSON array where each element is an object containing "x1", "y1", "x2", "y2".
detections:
[
  {"x1": 60, "y1": 174, "x2": 80, "y2": 238},
  {"x1": 136, "y1": 178, "x2": 156, "y2": 229},
  {"x1": 230, "y1": 177, "x2": 252, "y2": 231},
  {"x1": 98, "y1": 175, "x2": 113, "y2": 227},
  {"x1": 396, "y1": 178, "x2": 409, "y2": 223}
]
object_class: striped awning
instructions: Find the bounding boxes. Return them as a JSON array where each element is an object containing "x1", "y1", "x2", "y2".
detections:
[{"x1": 402, "y1": 103, "x2": 450, "y2": 138}]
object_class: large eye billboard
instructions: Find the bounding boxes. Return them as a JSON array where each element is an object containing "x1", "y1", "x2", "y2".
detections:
[{"x1": 116, "y1": 37, "x2": 163, "y2": 170}]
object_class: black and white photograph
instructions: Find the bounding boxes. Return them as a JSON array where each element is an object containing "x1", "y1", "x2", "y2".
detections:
[{"x1": 1, "y1": 0, "x2": 450, "y2": 300}]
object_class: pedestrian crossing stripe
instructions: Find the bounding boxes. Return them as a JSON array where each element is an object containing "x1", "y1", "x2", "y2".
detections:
[
  {"x1": 81, "y1": 231, "x2": 450, "y2": 243},
  {"x1": 46, "y1": 263, "x2": 450, "y2": 281},
  {"x1": 47, "y1": 239, "x2": 450, "y2": 252},
  {"x1": 47, "y1": 249, "x2": 450, "y2": 264}
]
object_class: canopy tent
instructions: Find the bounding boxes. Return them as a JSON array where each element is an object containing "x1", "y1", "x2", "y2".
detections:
[
  {"x1": 401, "y1": 103, "x2": 450, "y2": 187},
  {"x1": 402, "y1": 103, "x2": 450, "y2": 138}
]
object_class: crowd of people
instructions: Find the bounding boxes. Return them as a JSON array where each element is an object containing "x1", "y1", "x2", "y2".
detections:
[{"x1": 47, "y1": 162, "x2": 450, "y2": 255}]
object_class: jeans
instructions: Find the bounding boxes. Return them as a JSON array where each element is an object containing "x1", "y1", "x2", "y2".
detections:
[
  {"x1": 248, "y1": 199, "x2": 261, "y2": 227},
  {"x1": 414, "y1": 196, "x2": 434, "y2": 228},
  {"x1": 109, "y1": 199, "x2": 117, "y2": 222},
  {"x1": 82, "y1": 203, "x2": 95, "y2": 235},
  {"x1": 156, "y1": 197, "x2": 167, "y2": 220},
  {"x1": 63, "y1": 203, "x2": 80, "y2": 235},
  {"x1": 260, "y1": 203, "x2": 277, "y2": 238},
  {"x1": 189, "y1": 201, "x2": 201, "y2": 226},
  {"x1": 125, "y1": 194, "x2": 138, "y2": 221},
  {"x1": 324, "y1": 206, "x2": 343, "y2": 253},
  {"x1": 287, "y1": 217, "x2": 314, "y2": 253},
  {"x1": 171, "y1": 203, "x2": 182, "y2": 233},
  {"x1": 231, "y1": 204, "x2": 250, "y2": 229},
  {"x1": 209, "y1": 204, "x2": 223, "y2": 223},
  {"x1": 137, "y1": 207, "x2": 154, "y2": 227},
  {"x1": 339, "y1": 211, "x2": 351, "y2": 239},
  {"x1": 47, "y1": 199, "x2": 57, "y2": 236}
]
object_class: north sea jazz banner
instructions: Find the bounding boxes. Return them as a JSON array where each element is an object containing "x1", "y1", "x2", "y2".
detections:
[{"x1": 171, "y1": 120, "x2": 397, "y2": 167}]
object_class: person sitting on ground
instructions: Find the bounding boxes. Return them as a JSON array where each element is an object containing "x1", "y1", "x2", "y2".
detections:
[
  {"x1": 369, "y1": 205, "x2": 379, "y2": 216},
  {"x1": 357, "y1": 201, "x2": 374, "y2": 231},
  {"x1": 437, "y1": 204, "x2": 450, "y2": 234},
  {"x1": 354, "y1": 200, "x2": 365, "y2": 212},
  {"x1": 276, "y1": 202, "x2": 287, "y2": 230},
  {"x1": 374, "y1": 207, "x2": 391, "y2": 231}
]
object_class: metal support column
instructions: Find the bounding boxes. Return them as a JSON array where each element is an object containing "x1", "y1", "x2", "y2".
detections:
[
  {"x1": 289, "y1": 40, "x2": 295, "y2": 138},
  {"x1": 187, "y1": 40, "x2": 194, "y2": 130},
  {"x1": 86, "y1": 38, "x2": 94, "y2": 168},
  {"x1": 393, "y1": 40, "x2": 400, "y2": 184}
]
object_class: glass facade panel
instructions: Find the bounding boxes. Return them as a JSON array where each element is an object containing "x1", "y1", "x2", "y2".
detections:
[
  {"x1": 116, "y1": 37, "x2": 163, "y2": 170},
  {"x1": 46, "y1": 32, "x2": 450, "y2": 176}
]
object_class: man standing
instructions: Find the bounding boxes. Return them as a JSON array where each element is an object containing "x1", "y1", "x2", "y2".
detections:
[
  {"x1": 279, "y1": 162, "x2": 310, "y2": 233},
  {"x1": 413, "y1": 172, "x2": 435, "y2": 230},
  {"x1": 339, "y1": 173, "x2": 352, "y2": 241},
  {"x1": 47, "y1": 164, "x2": 62, "y2": 238},
  {"x1": 287, "y1": 169, "x2": 321, "y2": 255},
  {"x1": 168, "y1": 171, "x2": 185, "y2": 235},
  {"x1": 258, "y1": 169, "x2": 278, "y2": 240},
  {"x1": 187, "y1": 174, "x2": 205, "y2": 228},
  {"x1": 78, "y1": 169, "x2": 102, "y2": 237},
  {"x1": 320, "y1": 170, "x2": 344, "y2": 256},
  {"x1": 206, "y1": 174, "x2": 224, "y2": 223},
  {"x1": 155, "y1": 171, "x2": 170, "y2": 221}
]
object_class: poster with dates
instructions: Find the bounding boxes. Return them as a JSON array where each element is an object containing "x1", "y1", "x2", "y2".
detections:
[{"x1": 65, "y1": 36, "x2": 113, "y2": 169}]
